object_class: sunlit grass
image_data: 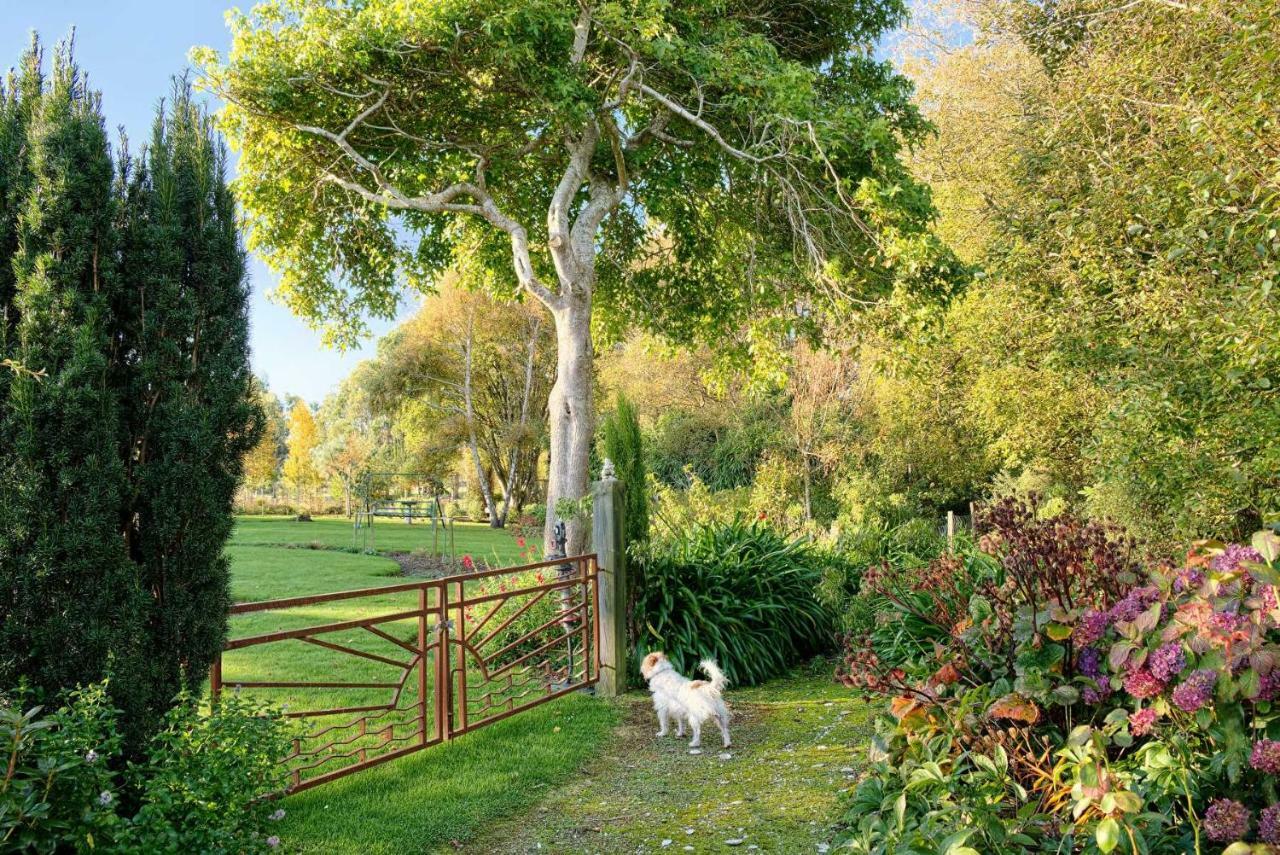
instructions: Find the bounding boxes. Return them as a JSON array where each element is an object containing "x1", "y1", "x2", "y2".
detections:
[
  {"x1": 223, "y1": 516, "x2": 614, "y2": 851},
  {"x1": 231, "y1": 514, "x2": 533, "y2": 566}
]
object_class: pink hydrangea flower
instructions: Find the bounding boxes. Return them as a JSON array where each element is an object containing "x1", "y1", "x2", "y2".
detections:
[
  {"x1": 1251, "y1": 740, "x2": 1280, "y2": 774},
  {"x1": 1129, "y1": 707, "x2": 1157, "y2": 736},
  {"x1": 1123, "y1": 668, "x2": 1165, "y2": 700}
]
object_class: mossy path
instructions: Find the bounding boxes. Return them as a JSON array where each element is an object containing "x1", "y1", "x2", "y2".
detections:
[{"x1": 466, "y1": 665, "x2": 871, "y2": 854}]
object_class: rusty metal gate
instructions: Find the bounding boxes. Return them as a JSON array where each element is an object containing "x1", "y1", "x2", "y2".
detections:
[{"x1": 210, "y1": 554, "x2": 599, "y2": 793}]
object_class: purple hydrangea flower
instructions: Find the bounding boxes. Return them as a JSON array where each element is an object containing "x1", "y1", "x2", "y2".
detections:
[
  {"x1": 270, "y1": 808, "x2": 286, "y2": 821},
  {"x1": 1148, "y1": 643, "x2": 1186, "y2": 682},
  {"x1": 1123, "y1": 668, "x2": 1165, "y2": 700},
  {"x1": 1203, "y1": 798, "x2": 1251, "y2": 842},
  {"x1": 1077, "y1": 647, "x2": 1104, "y2": 680},
  {"x1": 1261, "y1": 804, "x2": 1280, "y2": 844},
  {"x1": 1083, "y1": 683, "x2": 1112, "y2": 705},
  {"x1": 1174, "y1": 566, "x2": 1206, "y2": 593},
  {"x1": 1258, "y1": 671, "x2": 1280, "y2": 702},
  {"x1": 1210, "y1": 609, "x2": 1246, "y2": 636},
  {"x1": 1129, "y1": 707, "x2": 1157, "y2": 736},
  {"x1": 1212, "y1": 544, "x2": 1263, "y2": 573},
  {"x1": 1076, "y1": 609, "x2": 1111, "y2": 645},
  {"x1": 1171, "y1": 669, "x2": 1217, "y2": 712},
  {"x1": 266, "y1": 836, "x2": 281, "y2": 848},
  {"x1": 97, "y1": 791, "x2": 113, "y2": 807},
  {"x1": 1252, "y1": 740, "x2": 1280, "y2": 774},
  {"x1": 1110, "y1": 586, "x2": 1160, "y2": 624},
  {"x1": 84, "y1": 749, "x2": 98, "y2": 764}
]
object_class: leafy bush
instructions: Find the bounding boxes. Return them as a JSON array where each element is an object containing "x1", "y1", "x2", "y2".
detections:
[
  {"x1": 818, "y1": 515, "x2": 951, "y2": 634},
  {"x1": 463, "y1": 565, "x2": 563, "y2": 665},
  {"x1": 633, "y1": 521, "x2": 835, "y2": 686},
  {"x1": 0, "y1": 683, "x2": 292, "y2": 853},
  {"x1": 835, "y1": 499, "x2": 1280, "y2": 853}
]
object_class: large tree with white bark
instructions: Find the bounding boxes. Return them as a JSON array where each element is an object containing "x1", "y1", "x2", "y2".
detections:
[{"x1": 198, "y1": 0, "x2": 949, "y2": 552}]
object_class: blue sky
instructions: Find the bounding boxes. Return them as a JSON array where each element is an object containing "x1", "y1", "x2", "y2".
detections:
[{"x1": 1, "y1": 0, "x2": 411, "y2": 403}]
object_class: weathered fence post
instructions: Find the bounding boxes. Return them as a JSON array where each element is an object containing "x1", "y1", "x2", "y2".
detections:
[
  {"x1": 946, "y1": 510, "x2": 956, "y2": 549},
  {"x1": 592, "y1": 460, "x2": 628, "y2": 697}
]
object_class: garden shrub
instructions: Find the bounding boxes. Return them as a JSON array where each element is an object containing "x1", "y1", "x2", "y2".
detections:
[
  {"x1": 817, "y1": 515, "x2": 950, "y2": 634},
  {"x1": 463, "y1": 565, "x2": 565, "y2": 668},
  {"x1": 0, "y1": 683, "x2": 292, "y2": 853},
  {"x1": 835, "y1": 498, "x2": 1280, "y2": 853},
  {"x1": 633, "y1": 520, "x2": 835, "y2": 686}
]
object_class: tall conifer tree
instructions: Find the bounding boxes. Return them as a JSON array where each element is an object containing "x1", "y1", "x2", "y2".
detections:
[
  {"x1": 113, "y1": 81, "x2": 260, "y2": 739},
  {"x1": 0, "y1": 42, "x2": 259, "y2": 751},
  {"x1": 0, "y1": 37, "x2": 146, "y2": 719}
]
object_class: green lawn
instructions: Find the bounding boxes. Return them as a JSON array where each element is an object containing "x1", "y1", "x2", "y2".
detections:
[
  {"x1": 232, "y1": 514, "x2": 532, "y2": 566},
  {"x1": 225, "y1": 516, "x2": 613, "y2": 853}
]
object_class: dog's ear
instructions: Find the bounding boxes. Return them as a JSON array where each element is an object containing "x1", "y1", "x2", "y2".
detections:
[{"x1": 641, "y1": 651, "x2": 663, "y2": 677}]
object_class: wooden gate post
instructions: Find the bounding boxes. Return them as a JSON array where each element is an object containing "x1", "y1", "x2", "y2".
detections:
[{"x1": 592, "y1": 460, "x2": 628, "y2": 697}]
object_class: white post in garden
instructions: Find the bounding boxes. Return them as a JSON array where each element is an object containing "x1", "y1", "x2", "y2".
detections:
[{"x1": 592, "y1": 459, "x2": 627, "y2": 698}]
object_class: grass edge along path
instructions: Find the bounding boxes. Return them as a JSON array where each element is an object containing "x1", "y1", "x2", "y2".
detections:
[
  {"x1": 276, "y1": 692, "x2": 621, "y2": 853},
  {"x1": 468, "y1": 662, "x2": 871, "y2": 854}
]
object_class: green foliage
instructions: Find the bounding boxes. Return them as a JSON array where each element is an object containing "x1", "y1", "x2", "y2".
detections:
[
  {"x1": 817, "y1": 516, "x2": 950, "y2": 635},
  {"x1": 113, "y1": 80, "x2": 261, "y2": 745},
  {"x1": 633, "y1": 521, "x2": 834, "y2": 686},
  {"x1": 0, "y1": 35, "x2": 147, "y2": 741},
  {"x1": 0, "y1": 39, "x2": 257, "y2": 751},
  {"x1": 646, "y1": 399, "x2": 778, "y2": 491},
  {"x1": 876, "y1": 0, "x2": 1280, "y2": 544},
  {"x1": 198, "y1": 0, "x2": 942, "y2": 360},
  {"x1": 0, "y1": 683, "x2": 292, "y2": 853},
  {"x1": 598, "y1": 393, "x2": 649, "y2": 548}
]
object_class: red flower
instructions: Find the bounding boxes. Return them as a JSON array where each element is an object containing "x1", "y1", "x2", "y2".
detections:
[
  {"x1": 516, "y1": 537, "x2": 526, "y2": 547},
  {"x1": 757, "y1": 511, "x2": 767, "y2": 521},
  {"x1": 462, "y1": 555, "x2": 474, "y2": 570}
]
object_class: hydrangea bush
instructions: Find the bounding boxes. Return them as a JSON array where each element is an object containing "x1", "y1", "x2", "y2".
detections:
[{"x1": 836, "y1": 497, "x2": 1280, "y2": 854}]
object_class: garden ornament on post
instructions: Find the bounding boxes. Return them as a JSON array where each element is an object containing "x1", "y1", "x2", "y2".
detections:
[{"x1": 548, "y1": 520, "x2": 581, "y2": 690}]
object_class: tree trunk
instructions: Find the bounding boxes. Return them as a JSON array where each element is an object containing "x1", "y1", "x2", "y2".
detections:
[
  {"x1": 461, "y1": 321, "x2": 501, "y2": 528},
  {"x1": 544, "y1": 295, "x2": 594, "y2": 555},
  {"x1": 501, "y1": 317, "x2": 541, "y2": 527}
]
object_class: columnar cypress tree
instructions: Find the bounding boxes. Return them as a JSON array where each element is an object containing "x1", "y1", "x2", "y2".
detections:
[
  {"x1": 0, "y1": 41, "x2": 259, "y2": 752},
  {"x1": 0, "y1": 37, "x2": 146, "y2": 718},
  {"x1": 112, "y1": 81, "x2": 260, "y2": 740},
  {"x1": 599, "y1": 393, "x2": 649, "y2": 549}
]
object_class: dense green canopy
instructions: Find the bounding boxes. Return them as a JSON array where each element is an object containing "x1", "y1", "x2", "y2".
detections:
[{"x1": 199, "y1": 0, "x2": 949, "y2": 353}]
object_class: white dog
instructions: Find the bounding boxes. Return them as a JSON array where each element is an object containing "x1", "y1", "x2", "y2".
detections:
[{"x1": 640, "y1": 651, "x2": 732, "y2": 749}]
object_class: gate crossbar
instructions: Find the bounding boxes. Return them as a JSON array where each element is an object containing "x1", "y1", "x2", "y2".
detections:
[{"x1": 211, "y1": 554, "x2": 599, "y2": 793}]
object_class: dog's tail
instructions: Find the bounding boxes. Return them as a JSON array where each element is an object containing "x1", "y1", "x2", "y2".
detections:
[{"x1": 699, "y1": 659, "x2": 728, "y2": 694}]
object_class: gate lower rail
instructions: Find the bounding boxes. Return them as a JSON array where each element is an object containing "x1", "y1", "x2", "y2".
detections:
[{"x1": 211, "y1": 554, "x2": 599, "y2": 793}]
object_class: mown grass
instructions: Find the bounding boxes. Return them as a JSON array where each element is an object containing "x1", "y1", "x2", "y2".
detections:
[
  {"x1": 224, "y1": 516, "x2": 615, "y2": 853},
  {"x1": 232, "y1": 514, "x2": 532, "y2": 566},
  {"x1": 278, "y1": 694, "x2": 619, "y2": 854}
]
